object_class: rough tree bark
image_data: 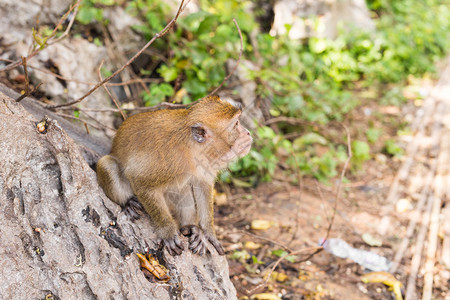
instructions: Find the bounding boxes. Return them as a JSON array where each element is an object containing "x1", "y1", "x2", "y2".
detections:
[{"x1": 0, "y1": 90, "x2": 237, "y2": 300}]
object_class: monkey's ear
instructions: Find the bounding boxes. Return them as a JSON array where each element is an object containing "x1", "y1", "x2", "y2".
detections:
[{"x1": 191, "y1": 123, "x2": 210, "y2": 143}]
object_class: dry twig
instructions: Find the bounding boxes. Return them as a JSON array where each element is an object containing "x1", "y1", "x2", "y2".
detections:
[
  {"x1": 16, "y1": 83, "x2": 43, "y2": 103},
  {"x1": 0, "y1": 0, "x2": 81, "y2": 72},
  {"x1": 240, "y1": 230, "x2": 293, "y2": 252},
  {"x1": 321, "y1": 124, "x2": 352, "y2": 242},
  {"x1": 244, "y1": 246, "x2": 323, "y2": 295},
  {"x1": 47, "y1": 0, "x2": 189, "y2": 110},
  {"x1": 97, "y1": 60, "x2": 127, "y2": 120}
]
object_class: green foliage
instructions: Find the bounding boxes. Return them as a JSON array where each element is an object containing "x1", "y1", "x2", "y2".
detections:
[
  {"x1": 271, "y1": 249, "x2": 296, "y2": 263},
  {"x1": 351, "y1": 140, "x2": 371, "y2": 169},
  {"x1": 251, "y1": 256, "x2": 264, "y2": 265},
  {"x1": 74, "y1": 0, "x2": 449, "y2": 182},
  {"x1": 77, "y1": 0, "x2": 115, "y2": 25},
  {"x1": 366, "y1": 128, "x2": 382, "y2": 144},
  {"x1": 384, "y1": 139, "x2": 404, "y2": 157},
  {"x1": 142, "y1": 83, "x2": 174, "y2": 106}
]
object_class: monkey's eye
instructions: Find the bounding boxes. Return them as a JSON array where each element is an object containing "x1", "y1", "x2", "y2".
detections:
[{"x1": 235, "y1": 120, "x2": 239, "y2": 127}]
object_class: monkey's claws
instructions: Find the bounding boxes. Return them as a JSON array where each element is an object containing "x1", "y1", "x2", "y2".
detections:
[
  {"x1": 206, "y1": 234, "x2": 225, "y2": 256},
  {"x1": 180, "y1": 225, "x2": 224, "y2": 256},
  {"x1": 123, "y1": 196, "x2": 144, "y2": 220},
  {"x1": 159, "y1": 235, "x2": 184, "y2": 256},
  {"x1": 180, "y1": 225, "x2": 207, "y2": 255}
]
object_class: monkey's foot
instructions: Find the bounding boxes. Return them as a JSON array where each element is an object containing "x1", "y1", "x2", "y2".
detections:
[
  {"x1": 180, "y1": 225, "x2": 225, "y2": 256},
  {"x1": 159, "y1": 235, "x2": 184, "y2": 256},
  {"x1": 123, "y1": 197, "x2": 144, "y2": 220}
]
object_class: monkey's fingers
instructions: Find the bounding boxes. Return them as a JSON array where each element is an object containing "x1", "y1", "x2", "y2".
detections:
[
  {"x1": 189, "y1": 235, "x2": 203, "y2": 251},
  {"x1": 207, "y1": 236, "x2": 225, "y2": 255},
  {"x1": 123, "y1": 205, "x2": 141, "y2": 220},
  {"x1": 163, "y1": 235, "x2": 184, "y2": 256},
  {"x1": 128, "y1": 196, "x2": 144, "y2": 211},
  {"x1": 190, "y1": 239, "x2": 206, "y2": 256}
]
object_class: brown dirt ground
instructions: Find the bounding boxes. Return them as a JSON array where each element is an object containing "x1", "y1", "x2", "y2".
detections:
[{"x1": 216, "y1": 91, "x2": 450, "y2": 300}]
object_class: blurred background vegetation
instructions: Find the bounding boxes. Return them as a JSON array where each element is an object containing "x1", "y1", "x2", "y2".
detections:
[{"x1": 77, "y1": 0, "x2": 450, "y2": 185}]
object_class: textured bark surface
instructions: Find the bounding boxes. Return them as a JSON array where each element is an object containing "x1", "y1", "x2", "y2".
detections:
[{"x1": 0, "y1": 91, "x2": 236, "y2": 300}]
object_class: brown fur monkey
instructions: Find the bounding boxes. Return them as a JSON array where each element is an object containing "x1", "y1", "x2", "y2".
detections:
[{"x1": 96, "y1": 96, "x2": 252, "y2": 256}]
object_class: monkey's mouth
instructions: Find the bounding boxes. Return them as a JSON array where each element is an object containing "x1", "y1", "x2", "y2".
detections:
[{"x1": 236, "y1": 136, "x2": 253, "y2": 158}]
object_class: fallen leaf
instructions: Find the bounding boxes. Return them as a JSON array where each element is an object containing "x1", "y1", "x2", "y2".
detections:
[
  {"x1": 362, "y1": 233, "x2": 383, "y2": 247},
  {"x1": 271, "y1": 271, "x2": 289, "y2": 282},
  {"x1": 136, "y1": 253, "x2": 170, "y2": 282},
  {"x1": 251, "y1": 293, "x2": 281, "y2": 300},
  {"x1": 251, "y1": 220, "x2": 273, "y2": 230},
  {"x1": 361, "y1": 272, "x2": 403, "y2": 300},
  {"x1": 244, "y1": 241, "x2": 262, "y2": 250}
]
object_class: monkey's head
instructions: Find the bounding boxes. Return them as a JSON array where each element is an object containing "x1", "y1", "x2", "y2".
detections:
[{"x1": 188, "y1": 96, "x2": 253, "y2": 172}]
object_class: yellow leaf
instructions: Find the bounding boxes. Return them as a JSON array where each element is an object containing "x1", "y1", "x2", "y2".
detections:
[
  {"x1": 271, "y1": 271, "x2": 289, "y2": 282},
  {"x1": 251, "y1": 220, "x2": 273, "y2": 230},
  {"x1": 244, "y1": 241, "x2": 262, "y2": 250},
  {"x1": 251, "y1": 293, "x2": 281, "y2": 300},
  {"x1": 361, "y1": 272, "x2": 403, "y2": 300}
]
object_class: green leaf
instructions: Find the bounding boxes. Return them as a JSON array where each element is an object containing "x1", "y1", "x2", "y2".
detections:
[
  {"x1": 98, "y1": 0, "x2": 115, "y2": 5},
  {"x1": 256, "y1": 127, "x2": 276, "y2": 139},
  {"x1": 231, "y1": 177, "x2": 253, "y2": 188},
  {"x1": 366, "y1": 128, "x2": 382, "y2": 144},
  {"x1": 158, "y1": 65, "x2": 178, "y2": 82},
  {"x1": 351, "y1": 140, "x2": 371, "y2": 168},
  {"x1": 271, "y1": 249, "x2": 296, "y2": 263},
  {"x1": 293, "y1": 133, "x2": 327, "y2": 150},
  {"x1": 384, "y1": 139, "x2": 404, "y2": 157},
  {"x1": 252, "y1": 256, "x2": 264, "y2": 265}
]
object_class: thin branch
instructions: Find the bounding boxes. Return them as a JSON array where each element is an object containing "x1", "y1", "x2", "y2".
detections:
[
  {"x1": 21, "y1": 56, "x2": 30, "y2": 95},
  {"x1": 16, "y1": 82, "x2": 43, "y2": 102},
  {"x1": 314, "y1": 179, "x2": 333, "y2": 226},
  {"x1": 264, "y1": 116, "x2": 309, "y2": 126},
  {"x1": 207, "y1": 18, "x2": 244, "y2": 96},
  {"x1": 0, "y1": 0, "x2": 81, "y2": 72},
  {"x1": 239, "y1": 230, "x2": 293, "y2": 252},
  {"x1": 97, "y1": 60, "x2": 127, "y2": 120},
  {"x1": 57, "y1": 105, "x2": 183, "y2": 113},
  {"x1": 321, "y1": 124, "x2": 352, "y2": 243},
  {"x1": 48, "y1": 0, "x2": 81, "y2": 45},
  {"x1": 79, "y1": 110, "x2": 117, "y2": 132},
  {"x1": 47, "y1": 0, "x2": 189, "y2": 110},
  {"x1": 244, "y1": 246, "x2": 323, "y2": 295},
  {"x1": 55, "y1": 112, "x2": 104, "y2": 132}
]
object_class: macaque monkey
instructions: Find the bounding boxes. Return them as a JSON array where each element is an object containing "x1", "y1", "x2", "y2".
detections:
[{"x1": 96, "y1": 96, "x2": 252, "y2": 255}]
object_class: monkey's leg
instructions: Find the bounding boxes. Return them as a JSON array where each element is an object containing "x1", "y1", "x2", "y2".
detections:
[
  {"x1": 190, "y1": 181, "x2": 225, "y2": 255},
  {"x1": 167, "y1": 178, "x2": 209, "y2": 255},
  {"x1": 136, "y1": 189, "x2": 184, "y2": 256},
  {"x1": 97, "y1": 155, "x2": 134, "y2": 206}
]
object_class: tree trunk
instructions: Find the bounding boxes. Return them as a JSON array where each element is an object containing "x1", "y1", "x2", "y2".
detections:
[{"x1": 0, "y1": 90, "x2": 237, "y2": 300}]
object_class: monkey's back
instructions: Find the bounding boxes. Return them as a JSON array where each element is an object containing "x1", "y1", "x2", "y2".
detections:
[{"x1": 110, "y1": 109, "x2": 194, "y2": 187}]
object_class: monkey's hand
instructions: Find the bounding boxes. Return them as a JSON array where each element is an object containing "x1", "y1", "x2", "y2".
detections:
[
  {"x1": 158, "y1": 234, "x2": 184, "y2": 256},
  {"x1": 123, "y1": 196, "x2": 144, "y2": 220},
  {"x1": 180, "y1": 225, "x2": 225, "y2": 256}
]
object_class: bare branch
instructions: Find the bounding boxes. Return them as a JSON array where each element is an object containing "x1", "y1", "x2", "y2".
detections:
[
  {"x1": 239, "y1": 230, "x2": 293, "y2": 252},
  {"x1": 47, "y1": 0, "x2": 188, "y2": 110},
  {"x1": 244, "y1": 246, "x2": 323, "y2": 296},
  {"x1": 0, "y1": 0, "x2": 81, "y2": 72},
  {"x1": 97, "y1": 60, "x2": 127, "y2": 120},
  {"x1": 48, "y1": 0, "x2": 82, "y2": 45},
  {"x1": 55, "y1": 112, "x2": 103, "y2": 132},
  {"x1": 16, "y1": 82, "x2": 43, "y2": 103},
  {"x1": 321, "y1": 124, "x2": 352, "y2": 243}
]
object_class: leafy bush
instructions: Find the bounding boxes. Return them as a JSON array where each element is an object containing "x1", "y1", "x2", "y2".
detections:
[{"x1": 75, "y1": 0, "x2": 450, "y2": 183}]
